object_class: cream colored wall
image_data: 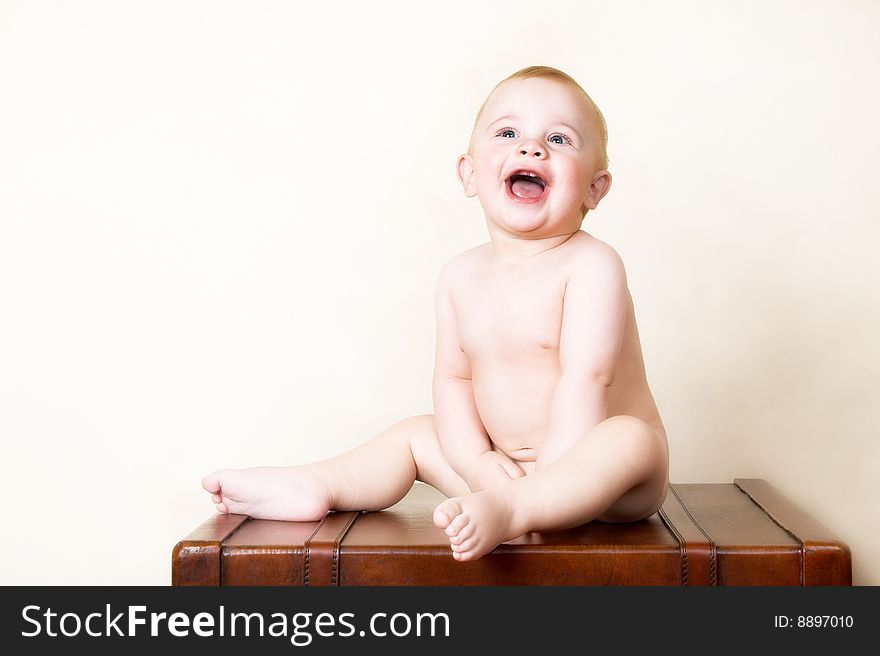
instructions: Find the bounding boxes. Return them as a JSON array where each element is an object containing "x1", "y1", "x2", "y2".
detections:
[{"x1": 1, "y1": 0, "x2": 877, "y2": 585}]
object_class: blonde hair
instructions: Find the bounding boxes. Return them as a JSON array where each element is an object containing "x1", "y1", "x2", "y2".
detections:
[{"x1": 472, "y1": 65, "x2": 609, "y2": 169}]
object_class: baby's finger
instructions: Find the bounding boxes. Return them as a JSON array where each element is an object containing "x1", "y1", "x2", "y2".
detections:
[
  {"x1": 500, "y1": 459, "x2": 526, "y2": 480},
  {"x1": 487, "y1": 464, "x2": 516, "y2": 487}
]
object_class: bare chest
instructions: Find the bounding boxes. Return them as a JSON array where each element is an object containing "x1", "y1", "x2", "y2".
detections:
[{"x1": 453, "y1": 269, "x2": 566, "y2": 360}]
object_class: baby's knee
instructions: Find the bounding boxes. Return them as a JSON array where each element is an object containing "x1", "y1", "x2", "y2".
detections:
[
  {"x1": 393, "y1": 414, "x2": 436, "y2": 434},
  {"x1": 602, "y1": 416, "x2": 667, "y2": 466},
  {"x1": 391, "y1": 414, "x2": 442, "y2": 456}
]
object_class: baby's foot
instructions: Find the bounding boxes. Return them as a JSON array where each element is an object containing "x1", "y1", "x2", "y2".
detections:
[
  {"x1": 201, "y1": 465, "x2": 333, "y2": 521},
  {"x1": 432, "y1": 488, "x2": 520, "y2": 561}
]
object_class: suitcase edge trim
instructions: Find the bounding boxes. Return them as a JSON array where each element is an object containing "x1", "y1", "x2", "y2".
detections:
[
  {"x1": 171, "y1": 513, "x2": 250, "y2": 585},
  {"x1": 734, "y1": 478, "x2": 852, "y2": 586}
]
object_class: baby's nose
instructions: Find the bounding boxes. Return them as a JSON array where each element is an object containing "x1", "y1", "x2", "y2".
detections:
[{"x1": 518, "y1": 139, "x2": 545, "y2": 158}]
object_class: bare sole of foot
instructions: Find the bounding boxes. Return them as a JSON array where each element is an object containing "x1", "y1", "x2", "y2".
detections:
[{"x1": 201, "y1": 465, "x2": 333, "y2": 521}]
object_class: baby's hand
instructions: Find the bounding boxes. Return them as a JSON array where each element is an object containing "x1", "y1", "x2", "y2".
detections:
[{"x1": 464, "y1": 451, "x2": 526, "y2": 492}]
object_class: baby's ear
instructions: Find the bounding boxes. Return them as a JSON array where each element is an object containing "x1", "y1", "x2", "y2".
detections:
[
  {"x1": 457, "y1": 154, "x2": 477, "y2": 198},
  {"x1": 583, "y1": 169, "x2": 612, "y2": 211}
]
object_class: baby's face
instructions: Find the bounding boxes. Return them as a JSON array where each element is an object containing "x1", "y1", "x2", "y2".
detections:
[{"x1": 459, "y1": 77, "x2": 610, "y2": 238}]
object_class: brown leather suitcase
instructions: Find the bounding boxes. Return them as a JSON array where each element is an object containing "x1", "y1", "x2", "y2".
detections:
[{"x1": 172, "y1": 478, "x2": 851, "y2": 586}]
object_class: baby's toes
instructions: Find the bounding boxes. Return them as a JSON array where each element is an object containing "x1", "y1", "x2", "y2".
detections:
[
  {"x1": 451, "y1": 534, "x2": 478, "y2": 553},
  {"x1": 449, "y1": 522, "x2": 475, "y2": 544},
  {"x1": 452, "y1": 546, "x2": 480, "y2": 562},
  {"x1": 433, "y1": 499, "x2": 463, "y2": 529},
  {"x1": 445, "y1": 512, "x2": 470, "y2": 538},
  {"x1": 202, "y1": 471, "x2": 223, "y2": 494}
]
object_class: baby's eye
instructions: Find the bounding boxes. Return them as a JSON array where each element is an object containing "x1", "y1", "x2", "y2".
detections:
[
  {"x1": 548, "y1": 133, "x2": 571, "y2": 145},
  {"x1": 497, "y1": 128, "x2": 517, "y2": 139}
]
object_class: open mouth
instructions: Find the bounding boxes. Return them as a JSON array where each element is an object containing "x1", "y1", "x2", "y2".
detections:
[{"x1": 506, "y1": 170, "x2": 547, "y2": 201}]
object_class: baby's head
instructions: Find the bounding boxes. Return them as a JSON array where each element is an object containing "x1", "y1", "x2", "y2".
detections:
[
  {"x1": 458, "y1": 66, "x2": 612, "y2": 237},
  {"x1": 470, "y1": 67, "x2": 609, "y2": 169}
]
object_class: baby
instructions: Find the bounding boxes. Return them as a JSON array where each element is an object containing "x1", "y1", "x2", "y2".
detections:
[{"x1": 202, "y1": 66, "x2": 669, "y2": 561}]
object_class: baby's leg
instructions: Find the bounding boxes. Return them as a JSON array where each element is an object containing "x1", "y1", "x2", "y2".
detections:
[
  {"x1": 202, "y1": 414, "x2": 469, "y2": 521},
  {"x1": 434, "y1": 415, "x2": 669, "y2": 560}
]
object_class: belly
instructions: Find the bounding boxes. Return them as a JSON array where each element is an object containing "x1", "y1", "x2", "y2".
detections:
[
  {"x1": 471, "y1": 356, "x2": 560, "y2": 454},
  {"x1": 471, "y1": 354, "x2": 666, "y2": 459}
]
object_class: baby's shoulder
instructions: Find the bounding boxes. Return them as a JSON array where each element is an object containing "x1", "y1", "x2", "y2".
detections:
[
  {"x1": 563, "y1": 231, "x2": 627, "y2": 278},
  {"x1": 437, "y1": 243, "x2": 490, "y2": 285}
]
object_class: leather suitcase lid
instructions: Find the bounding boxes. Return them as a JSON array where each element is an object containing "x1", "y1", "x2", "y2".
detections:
[
  {"x1": 344, "y1": 483, "x2": 679, "y2": 550},
  {"x1": 337, "y1": 484, "x2": 686, "y2": 585},
  {"x1": 220, "y1": 483, "x2": 681, "y2": 550},
  {"x1": 221, "y1": 484, "x2": 684, "y2": 586},
  {"x1": 178, "y1": 480, "x2": 849, "y2": 586}
]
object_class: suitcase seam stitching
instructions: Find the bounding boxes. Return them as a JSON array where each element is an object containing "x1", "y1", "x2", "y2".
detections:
[
  {"x1": 303, "y1": 513, "x2": 330, "y2": 586},
  {"x1": 331, "y1": 511, "x2": 361, "y2": 586},
  {"x1": 669, "y1": 485, "x2": 717, "y2": 586}
]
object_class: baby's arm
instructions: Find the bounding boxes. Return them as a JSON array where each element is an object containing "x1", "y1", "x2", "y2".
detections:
[
  {"x1": 432, "y1": 264, "x2": 524, "y2": 491},
  {"x1": 536, "y1": 245, "x2": 628, "y2": 469}
]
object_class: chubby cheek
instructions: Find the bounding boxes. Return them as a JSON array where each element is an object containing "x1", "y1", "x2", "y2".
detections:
[
  {"x1": 474, "y1": 155, "x2": 507, "y2": 194},
  {"x1": 550, "y1": 175, "x2": 585, "y2": 207},
  {"x1": 550, "y1": 170, "x2": 590, "y2": 210}
]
